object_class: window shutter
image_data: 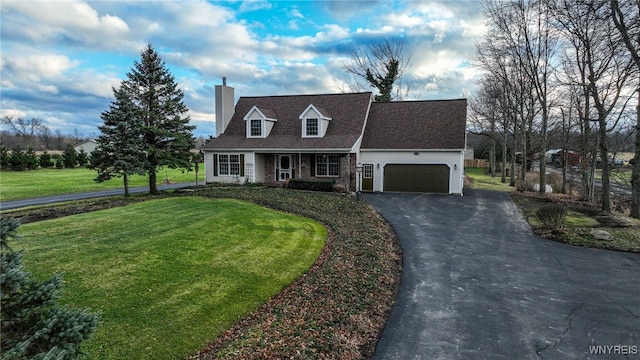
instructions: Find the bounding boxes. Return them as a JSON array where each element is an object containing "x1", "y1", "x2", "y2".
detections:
[
  {"x1": 213, "y1": 154, "x2": 218, "y2": 176},
  {"x1": 240, "y1": 154, "x2": 245, "y2": 176},
  {"x1": 310, "y1": 155, "x2": 316, "y2": 177}
]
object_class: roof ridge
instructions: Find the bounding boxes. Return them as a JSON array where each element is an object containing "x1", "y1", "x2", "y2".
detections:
[
  {"x1": 371, "y1": 98, "x2": 467, "y2": 104},
  {"x1": 239, "y1": 92, "x2": 372, "y2": 99}
]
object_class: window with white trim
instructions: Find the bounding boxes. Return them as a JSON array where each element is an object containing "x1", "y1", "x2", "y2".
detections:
[
  {"x1": 219, "y1": 154, "x2": 240, "y2": 176},
  {"x1": 363, "y1": 164, "x2": 373, "y2": 179},
  {"x1": 316, "y1": 154, "x2": 340, "y2": 177},
  {"x1": 250, "y1": 119, "x2": 262, "y2": 137},
  {"x1": 305, "y1": 118, "x2": 319, "y2": 136}
]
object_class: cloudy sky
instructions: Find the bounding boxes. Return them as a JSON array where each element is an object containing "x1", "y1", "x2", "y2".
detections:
[{"x1": 1, "y1": 0, "x2": 486, "y2": 138}]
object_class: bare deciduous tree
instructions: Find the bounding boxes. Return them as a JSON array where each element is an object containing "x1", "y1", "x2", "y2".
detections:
[
  {"x1": 610, "y1": 0, "x2": 640, "y2": 217},
  {"x1": 554, "y1": 0, "x2": 635, "y2": 212},
  {"x1": 342, "y1": 39, "x2": 412, "y2": 101},
  {"x1": 1, "y1": 116, "x2": 45, "y2": 148}
]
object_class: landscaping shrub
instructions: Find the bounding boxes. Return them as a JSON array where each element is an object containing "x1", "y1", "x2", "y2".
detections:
[
  {"x1": 286, "y1": 178, "x2": 335, "y2": 192},
  {"x1": 522, "y1": 172, "x2": 539, "y2": 191},
  {"x1": 546, "y1": 172, "x2": 563, "y2": 193},
  {"x1": 536, "y1": 205, "x2": 567, "y2": 230}
]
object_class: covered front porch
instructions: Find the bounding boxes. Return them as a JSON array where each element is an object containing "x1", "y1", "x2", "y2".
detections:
[{"x1": 204, "y1": 151, "x2": 358, "y2": 191}]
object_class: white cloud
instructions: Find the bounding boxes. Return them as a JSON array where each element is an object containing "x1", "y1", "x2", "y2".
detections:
[
  {"x1": 2, "y1": 0, "x2": 130, "y2": 48},
  {"x1": 239, "y1": 0, "x2": 273, "y2": 12},
  {"x1": 2, "y1": 52, "x2": 79, "y2": 82}
]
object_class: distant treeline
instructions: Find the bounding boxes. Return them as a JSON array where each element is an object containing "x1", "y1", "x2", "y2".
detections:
[
  {"x1": 1, "y1": 116, "x2": 91, "y2": 151},
  {"x1": 1, "y1": 144, "x2": 90, "y2": 171}
]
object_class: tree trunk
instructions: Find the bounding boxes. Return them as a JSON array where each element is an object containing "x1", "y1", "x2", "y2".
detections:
[
  {"x1": 149, "y1": 166, "x2": 158, "y2": 195},
  {"x1": 510, "y1": 122, "x2": 517, "y2": 187},
  {"x1": 489, "y1": 139, "x2": 496, "y2": 177},
  {"x1": 631, "y1": 86, "x2": 640, "y2": 218},
  {"x1": 501, "y1": 130, "x2": 507, "y2": 183},
  {"x1": 598, "y1": 118, "x2": 611, "y2": 213},
  {"x1": 539, "y1": 107, "x2": 548, "y2": 193},
  {"x1": 123, "y1": 173, "x2": 130, "y2": 197},
  {"x1": 562, "y1": 150, "x2": 567, "y2": 194}
]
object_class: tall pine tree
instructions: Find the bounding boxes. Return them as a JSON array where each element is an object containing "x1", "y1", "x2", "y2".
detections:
[
  {"x1": 92, "y1": 85, "x2": 146, "y2": 196},
  {"x1": 121, "y1": 44, "x2": 195, "y2": 194}
]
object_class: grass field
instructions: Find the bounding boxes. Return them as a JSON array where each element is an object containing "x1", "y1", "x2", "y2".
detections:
[
  {"x1": 0, "y1": 167, "x2": 204, "y2": 202},
  {"x1": 18, "y1": 197, "x2": 326, "y2": 359}
]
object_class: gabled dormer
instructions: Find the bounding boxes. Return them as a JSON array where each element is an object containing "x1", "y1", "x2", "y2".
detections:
[
  {"x1": 244, "y1": 106, "x2": 277, "y2": 138},
  {"x1": 299, "y1": 104, "x2": 332, "y2": 138}
]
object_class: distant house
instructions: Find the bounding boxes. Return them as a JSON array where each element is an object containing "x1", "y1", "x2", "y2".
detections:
[
  {"x1": 73, "y1": 140, "x2": 97, "y2": 155},
  {"x1": 202, "y1": 81, "x2": 467, "y2": 194},
  {"x1": 547, "y1": 149, "x2": 580, "y2": 167}
]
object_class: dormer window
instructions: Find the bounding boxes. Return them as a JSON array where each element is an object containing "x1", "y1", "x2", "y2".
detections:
[
  {"x1": 244, "y1": 106, "x2": 277, "y2": 138},
  {"x1": 250, "y1": 119, "x2": 262, "y2": 137},
  {"x1": 300, "y1": 104, "x2": 331, "y2": 138},
  {"x1": 305, "y1": 118, "x2": 319, "y2": 136}
]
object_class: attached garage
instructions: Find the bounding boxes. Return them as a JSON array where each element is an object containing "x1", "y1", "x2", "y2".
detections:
[{"x1": 383, "y1": 164, "x2": 450, "y2": 193}]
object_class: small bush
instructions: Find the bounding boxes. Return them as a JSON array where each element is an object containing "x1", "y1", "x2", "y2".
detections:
[
  {"x1": 287, "y1": 178, "x2": 335, "y2": 192},
  {"x1": 333, "y1": 184, "x2": 348, "y2": 193},
  {"x1": 546, "y1": 172, "x2": 563, "y2": 193},
  {"x1": 523, "y1": 172, "x2": 539, "y2": 191},
  {"x1": 536, "y1": 205, "x2": 567, "y2": 230}
]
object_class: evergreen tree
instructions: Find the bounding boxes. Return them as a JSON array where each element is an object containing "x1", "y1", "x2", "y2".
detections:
[
  {"x1": 92, "y1": 85, "x2": 146, "y2": 196},
  {"x1": 53, "y1": 154, "x2": 64, "y2": 169},
  {"x1": 121, "y1": 44, "x2": 195, "y2": 194},
  {"x1": 77, "y1": 149, "x2": 89, "y2": 167},
  {"x1": 0, "y1": 144, "x2": 9, "y2": 169},
  {"x1": 9, "y1": 145, "x2": 27, "y2": 171},
  {"x1": 25, "y1": 147, "x2": 39, "y2": 170},
  {"x1": 39, "y1": 150, "x2": 54, "y2": 168},
  {"x1": 0, "y1": 217, "x2": 99, "y2": 358},
  {"x1": 62, "y1": 144, "x2": 77, "y2": 168}
]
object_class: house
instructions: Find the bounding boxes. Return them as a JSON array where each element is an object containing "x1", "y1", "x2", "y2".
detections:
[
  {"x1": 202, "y1": 81, "x2": 467, "y2": 194},
  {"x1": 73, "y1": 140, "x2": 97, "y2": 155},
  {"x1": 547, "y1": 149, "x2": 580, "y2": 167}
]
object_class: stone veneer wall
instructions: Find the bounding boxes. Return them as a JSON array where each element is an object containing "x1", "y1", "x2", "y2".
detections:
[{"x1": 264, "y1": 154, "x2": 275, "y2": 183}]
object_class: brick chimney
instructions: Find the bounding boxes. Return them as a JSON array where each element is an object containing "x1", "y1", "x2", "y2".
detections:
[{"x1": 215, "y1": 77, "x2": 234, "y2": 137}]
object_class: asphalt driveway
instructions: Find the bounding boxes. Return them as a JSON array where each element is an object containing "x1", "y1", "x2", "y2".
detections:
[
  {"x1": 0, "y1": 182, "x2": 196, "y2": 210},
  {"x1": 364, "y1": 190, "x2": 640, "y2": 360}
]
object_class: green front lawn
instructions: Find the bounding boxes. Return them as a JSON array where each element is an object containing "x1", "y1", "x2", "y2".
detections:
[
  {"x1": 464, "y1": 167, "x2": 514, "y2": 192},
  {"x1": 18, "y1": 197, "x2": 326, "y2": 359},
  {"x1": 0, "y1": 167, "x2": 204, "y2": 201}
]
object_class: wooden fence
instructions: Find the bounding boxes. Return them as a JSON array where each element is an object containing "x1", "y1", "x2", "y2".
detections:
[{"x1": 464, "y1": 159, "x2": 487, "y2": 168}]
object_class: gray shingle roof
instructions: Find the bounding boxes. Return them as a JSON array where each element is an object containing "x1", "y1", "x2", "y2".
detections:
[
  {"x1": 202, "y1": 93, "x2": 467, "y2": 152},
  {"x1": 361, "y1": 99, "x2": 467, "y2": 150}
]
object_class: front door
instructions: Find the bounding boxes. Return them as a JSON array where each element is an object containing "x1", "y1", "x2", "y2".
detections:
[
  {"x1": 278, "y1": 155, "x2": 292, "y2": 181},
  {"x1": 362, "y1": 164, "x2": 374, "y2": 191}
]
